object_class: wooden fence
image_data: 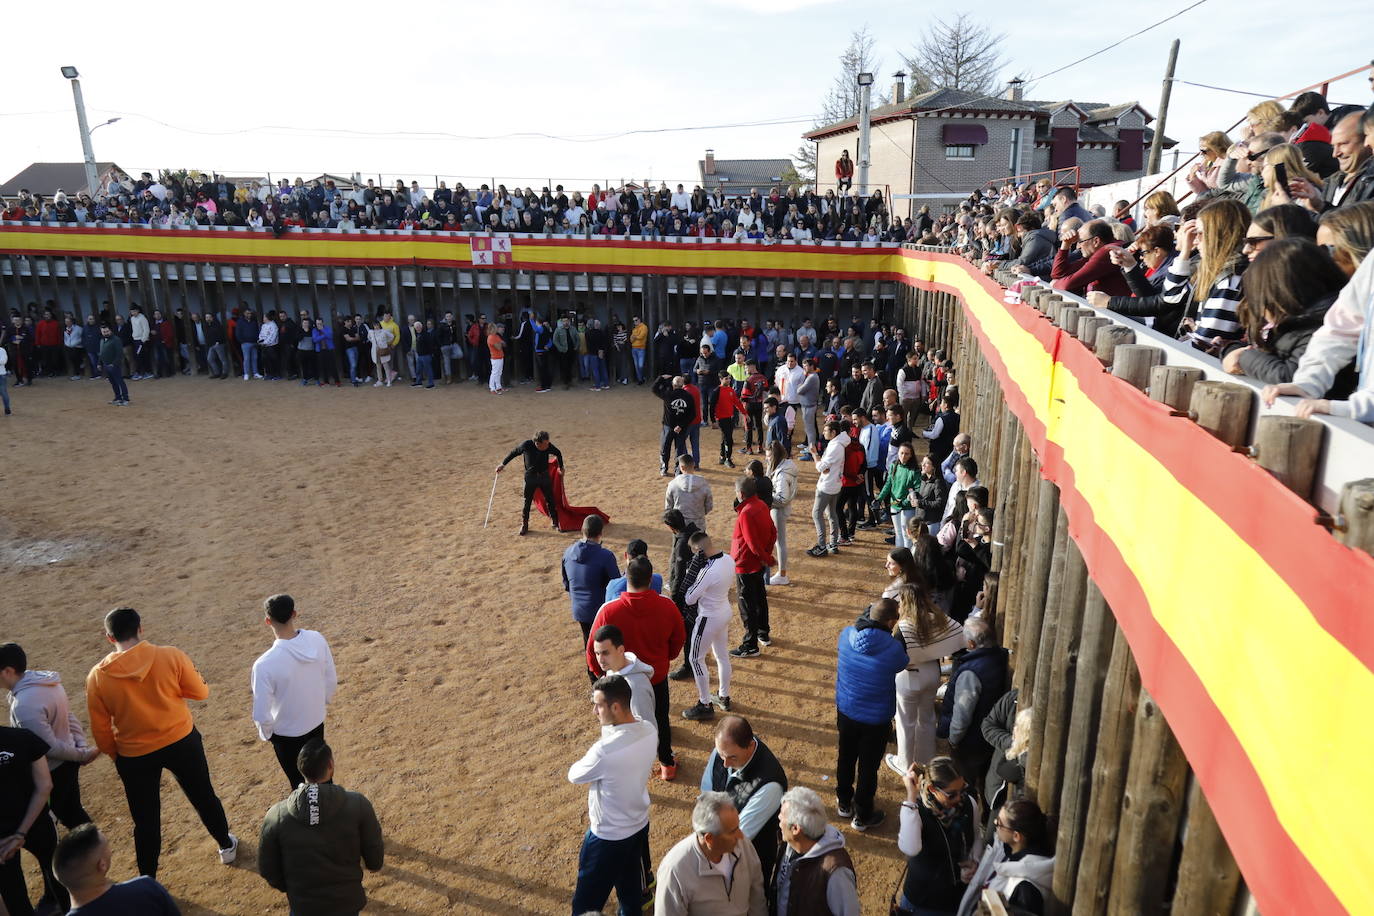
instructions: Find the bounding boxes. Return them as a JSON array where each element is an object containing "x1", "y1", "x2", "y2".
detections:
[{"x1": 893, "y1": 249, "x2": 1373, "y2": 916}]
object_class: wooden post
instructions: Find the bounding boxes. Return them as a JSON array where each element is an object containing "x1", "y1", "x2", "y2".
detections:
[
  {"x1": 1148, "y1": 365, "x2": 1202, "y2": 411},
  {"x1": 1107, "y1": 687, "x2": 1189, "y2": 914},
  {"x1": 1051, "y1": 582, "x2": 1116, "y2": 908},
  {"x1": 1057, "y1": 307, "x2": 1090, "y2": 337},
  {"x1": 1024, "y1": 506, "x2": 1073, "y2": 803},
  {"x1": 1070, "y1": 626, "x2": 1141, "y2": 916},
  {"x1": 1074, "y1": 315, "x2": 1107, "y2": 346},
  {"x1": 1027, "y1": 532, "x2": 1089, "y2": 813},
  {"x1": 1094, "y1": 325, "x2": 1135, "y2": 366},
  {"x1": 1252, "y1": 415, "x2": 1324, "y2": 502},
  {"x1": 1110, "y1": 344, "x2": 1163, "y2": 392},
  {"x1": 1188, "y1": 380, "x2": 1252, "y2": 449},
  {"x1": 1338, "y1": 479, "x2": 1374, "y2": 555},
  {"x1": 1170, "y1": 776, "x2": 1242, "y2": 916},
  {"x1": 1011, "y1": 477, "x2": 1059, "y2": 695}
]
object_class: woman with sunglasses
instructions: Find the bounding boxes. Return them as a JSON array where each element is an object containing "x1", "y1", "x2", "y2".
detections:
[
  {"x1": 896, "y1": 757, "x2": 981, "y2": 915},
  {"x1": 956, "y1": 800, "x2": 1055, "y2": 916}
]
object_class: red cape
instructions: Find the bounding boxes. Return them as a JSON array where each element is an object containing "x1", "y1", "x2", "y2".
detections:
[{"x1": 533, "y1": 455, "x2": 610, "y2": 532}]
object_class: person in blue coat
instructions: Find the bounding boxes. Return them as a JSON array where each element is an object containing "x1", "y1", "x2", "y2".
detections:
[
  {"x1": 562, "y1": 516, "x2": 620, "y2": 666},
  {"x1": 834, "y1": 597, "x2": 908, "y2": 831}
]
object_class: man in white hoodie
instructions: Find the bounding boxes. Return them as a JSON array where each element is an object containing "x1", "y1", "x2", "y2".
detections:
[
  {"x1": 590, "y1": 625, "x2": 657, "y2": 729},
  {"x1": 250, "y1": 595, "x2": 338, "y2": 789},
  {"x1": 128, "y1": 304, "x2": 151, "y2": 379},
  {"x1": 0, "y1": 642, "x2": 98, "y2": 829},
  {"x1": 664, "y1": 455, "x2": 713, "y2": 533},
  {"x1": 808, "y1": 421, "x2": 850, "y2": 558},
  {"x1": 773, "y1": 786, "x2": 860, "y2": 916},
  {"x1": 680, "y1": 531, "x2": 735, "y2": 722}
]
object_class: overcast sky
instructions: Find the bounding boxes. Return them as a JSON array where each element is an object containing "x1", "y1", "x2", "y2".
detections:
[{"x1": 3, "y1": 0, "x2": 1370, "y2": 192}]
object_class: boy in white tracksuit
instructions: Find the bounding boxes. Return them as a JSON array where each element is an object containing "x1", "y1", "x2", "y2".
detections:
[
  {"x1": 809, "y1": 421, "x2": 849, "y2": 557},
  {"x1": 680, "y1": 532, "x2": 735, "y2": 721}
]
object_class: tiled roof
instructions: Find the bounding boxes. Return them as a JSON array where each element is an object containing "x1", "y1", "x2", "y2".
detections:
[
  {"x1": 0, "y1": 161, "x2": 120, "y2": 198},
  {"x1": 698, "y1": 158, "x2": 792, "y2": 188}
]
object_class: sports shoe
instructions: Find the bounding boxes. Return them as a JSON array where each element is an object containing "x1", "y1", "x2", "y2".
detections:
[
  {"x1": 828, "y1": 545, "x2": 840, "y2": 555},
  {"x1": 836, "y1": 801, "x2": 854, "y2": 819},
  {"x1": 806, "y1": 545, "x2": 828, "y2": 558},
  {"x1": 757, "y1": 634, "x2": 772, "y2": 647},
  {"x1": 713, "y1": 693, "x2": 732, "y2": 711},
  {"x1": 883, "y1": 536, "x2": 896, "y2": 545},
  {"x1": 218, "y1": 834, "x2": 238, "y2": 865},
  {"x1": 682, "y1": 702, "x2": 715, "y2": 721},
  {"x1": 858, "y1": 520, "x2": 878, "y2": 530},
  {"x1": 517, "y1": 522, "x2": 529, "y2": 536},
  {"x1": 668, "y1": 664, "x2": 693, "y2": 682},
  {"x1": 658, "y1": 756, "x2": 678, "y2": 781},
  {"x1": 729, "y1": 645, "x2": 760, "y2": 658},
  {"x1": 838, "y1": 537, "x2": 855, "y2": 547},
  {"x1": 885, "y1": 753, "x2": 906, "y2": 776},
  {"x1": 768, "y1": 573, "x2": 790, "y2": 586},
  {"x1": 851, "y1": 810, "x2": 885, "y2": 832}
]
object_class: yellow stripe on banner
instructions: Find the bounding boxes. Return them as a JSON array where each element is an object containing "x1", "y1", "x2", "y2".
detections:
[
  {"x1": 510, "y1": 242, "x2": 896, "y2": 275},
  {"x1": 900, "y1": 256, "x2": 1373, "y2": 913},
  {"x1": 0, "y1": 230, "x2": 470, "y2": 263}
]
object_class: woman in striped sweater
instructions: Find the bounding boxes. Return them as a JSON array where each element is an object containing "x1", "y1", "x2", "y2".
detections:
[{"x1": 1161, "y1": 198, "x2": 1249, "y2": 354}]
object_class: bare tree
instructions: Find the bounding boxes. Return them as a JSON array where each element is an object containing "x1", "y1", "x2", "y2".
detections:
[
  {"x1": 789, "y1": 142, "x2": 817, "y2": 184},
  {"x1": 819, "y1": 26, "x2": 889, "y2": 123},
  {"x1": 904, "y1": 14, "x2": 1007, "y2": 97}
]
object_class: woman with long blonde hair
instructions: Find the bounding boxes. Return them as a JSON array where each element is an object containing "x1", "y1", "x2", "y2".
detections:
[
  {"x1": 888, "y1": 583, "x2": 966, "y2": 775},
  {"x1": 1162, "y1": 198, "x2": 1249, "y2": 351},
  {"x1": 1260, "y1": 143, "x2": 1321, "y2": 209}
]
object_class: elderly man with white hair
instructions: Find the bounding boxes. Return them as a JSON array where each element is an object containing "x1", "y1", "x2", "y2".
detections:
[
  {"x1": 773, "y1": 786, "x2": 860, "y2": 916},
  {"x1": 655, "y1": 791, "x2": 766, "y2": 915}
]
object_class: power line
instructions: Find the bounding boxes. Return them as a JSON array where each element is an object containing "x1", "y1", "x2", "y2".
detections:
[{"x1": 1171, "y1": 79, "x2": 1278, "y2": 99}]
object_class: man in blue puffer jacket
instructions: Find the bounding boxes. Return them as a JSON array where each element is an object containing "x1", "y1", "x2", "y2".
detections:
[{"x1": 834, "y1": 597, "x2": 907, "y2": 832}]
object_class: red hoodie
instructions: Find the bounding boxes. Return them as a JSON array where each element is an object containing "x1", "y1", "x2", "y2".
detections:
[
  {"x1": 35, "y1": 319, "x2": 61, "y2": 347},
  {"x1": 731, "y1": 495, "x2": 776, "y2": 574},
  {"x1": 586, "y1": 590, "x2": 686, "y2": 684},
  {"x1": 683, "y1": 383, "x2": 704, "y2": 426},
  {"x1": 715, "y1": 385, "x2": 745, "y2": 421}
]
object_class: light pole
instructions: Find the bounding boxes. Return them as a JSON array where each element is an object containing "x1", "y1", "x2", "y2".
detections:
[
  {"x1": 856, "y1": 72, "x2": 874, "y2": 197},
  {"x1": 60, "y1": 66, "x2": 101, "y2": 196}
]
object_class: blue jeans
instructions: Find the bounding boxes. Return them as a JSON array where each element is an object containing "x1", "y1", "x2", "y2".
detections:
[
  {"x1": 631, "y1": 348, "x2": 645, "y2": 382},
  {"x1": 416, "y1": 354, "x2": 434, "y2": 386},
  {"x1": 893, "y1": 508, "x2": 918, "y2": 548},
  {"x1": 570, "y1": 825, "x2": 649, "y2": 916},
  {"x1": 240, "y1": 342, "x2": 259, "y2": 376},
  {"x1": 580, "y1": 354, "x2": 596, "y2": 381},
  {"x1": 592, "y1": 357, "x2": 609, "y2": 388},
  {"x1": 679, "y1": 357, "x2": 695, "y2": 377},
  {"x1": 688, "y1": 425, "x2": 701, "y2": 466},
  {"x1": 0, "y1": 372, "x2": 9, "y2": 412},
  {"x1": 345, "y1": 347, "x2": 359, "y2": 382},
  {"x1": 105, "y1": 366, "x2": 128, "y2": 402}
]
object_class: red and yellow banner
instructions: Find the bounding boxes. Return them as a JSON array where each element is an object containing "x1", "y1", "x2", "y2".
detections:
[
  {"x1": 0, "y1": 224, "x2": 901, "y2": 280},
  {"x1": 896, "y1": 250, "x2": 1374, "y2": 916}
]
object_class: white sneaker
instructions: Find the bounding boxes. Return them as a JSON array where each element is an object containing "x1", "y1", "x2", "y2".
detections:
[
  {"x1": 243, "y1": 374, "x2": 249, "y2": 381},
  {"x1": 218, "y1": 833, "x2": 238, "y2": 865},
  {"x1": 768, "y1": 573, "x2": 791, "y2": 586},
  {"x1": 885, "y1": 753, "x2": 906, "y2": 776}
]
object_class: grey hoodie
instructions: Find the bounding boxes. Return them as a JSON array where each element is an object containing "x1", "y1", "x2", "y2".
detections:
[
  {"x1": 608, "y1": 652, "x2": 657, "y2": 729},
  {"x1": 8, "y1": 670, "x2": 90, "y2": 768},
  {"x1": 776, "y1": 824, "x2": 859, "y2": 916},
  {"x1": 665, "y1": 472, "x2": 714, "y2": 531}
]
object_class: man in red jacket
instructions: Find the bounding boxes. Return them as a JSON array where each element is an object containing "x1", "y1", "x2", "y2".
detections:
[
  {"x1": 586, "y1": 557, "x2": 686, "y2": 781},
  {"x1": 35, "y1": 308, "x2": 62, "y2": 378},
  {"x1": 729, "y1": 476, "x2": 777, "y2": 659},
  {"x1": 1050, "y1": 219, "x2": 1130, "y2": 297}
]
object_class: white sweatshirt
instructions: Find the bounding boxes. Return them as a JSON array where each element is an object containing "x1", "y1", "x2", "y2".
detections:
[
  {"x1": 816, "y1": 431, "x2": 851, "y2": 494},
  {"x1": 250, "y1": 629, "x2": 337, "y2": 740},
  {"x1": 607, "y1": 652, "x2": 657, "y2": 729},
  {"x1": 1291, "y1": 248, "x2": 1374, "y2": 422},
  {"x1": 258, "y1": 320, "x2": 280, "y2": 346},
  {"x1": 130, "y1": 312, "x2": 150, "y2": 342},
  {"x1": 685, "y1": 552, "x2": 735, "y2": 618}
]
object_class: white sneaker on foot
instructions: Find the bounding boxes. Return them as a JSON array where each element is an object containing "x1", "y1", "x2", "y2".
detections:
[
  {"x1": 885, "y1": 753, "x2": 906, "y2": 776},
  {"x1": 768, "y1": 573, "x2": 790, "y2": 586},
  {"x1": 218, "y1": 834, "x2": 238, "y2": 865}
]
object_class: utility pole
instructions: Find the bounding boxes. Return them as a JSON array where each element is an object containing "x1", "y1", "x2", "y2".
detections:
[
  {"x1": 1147, "y1": 39, "x2": 1179, "y2": 175},
  {"x1": 61, "y1": 66, "x2": 100, "y2": 196},
  {"x1": 856, "y1": 72, "x2": 874, "y2": 196}
]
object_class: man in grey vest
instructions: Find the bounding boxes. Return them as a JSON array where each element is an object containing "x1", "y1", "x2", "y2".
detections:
[{"x1": 698, "y1": 715, "x2": 787, "y2": 900}]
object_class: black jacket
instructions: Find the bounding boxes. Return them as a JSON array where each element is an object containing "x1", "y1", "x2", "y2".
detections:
[
  {"x1": 1220, "y1": 293, "x2": 1356, "y2": 394},
  {"x1": 1323, "y1": 159, "x2": 1374, "y2": 209},
  {"x1": 502, "y1": 439, "x2": 563, "y2": 477},
  {"x1": 653, "y1": 377, "x2": 694, "y2": 429}
]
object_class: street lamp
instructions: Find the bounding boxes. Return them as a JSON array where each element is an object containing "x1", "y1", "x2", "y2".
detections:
[
  {"x1": 60, "y1": 65, "x2": 100, "y2": 196},
  {"x1": 856, "y1": 72, "x2": 874, "y2": 197},
  {"x1": 90, "y1": 117, "x2": 121, "y2": 134}
]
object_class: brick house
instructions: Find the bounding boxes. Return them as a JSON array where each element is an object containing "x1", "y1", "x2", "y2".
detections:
[{"x1": 804, "y1": 80, "x2": 1173, "y2": 218}]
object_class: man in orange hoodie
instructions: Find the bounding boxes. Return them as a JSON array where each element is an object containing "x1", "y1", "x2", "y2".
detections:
[{"x1": 85, "y1": 607, "x2": 236, "y2": 878}]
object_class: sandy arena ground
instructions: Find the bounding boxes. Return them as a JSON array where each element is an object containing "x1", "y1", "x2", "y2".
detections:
[{"x1": 1, "y1": 375, "x2": 914, "y2": 915}]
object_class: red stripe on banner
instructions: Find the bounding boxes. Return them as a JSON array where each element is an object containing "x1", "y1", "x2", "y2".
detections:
[{"x1": 949, "y1": 271, "x2": 1345, "y2": 916}]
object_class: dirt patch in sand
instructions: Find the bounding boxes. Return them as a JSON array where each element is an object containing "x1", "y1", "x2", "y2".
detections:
[{"x1": 1, "y1": 377, "x2": 910, "y2": 914}]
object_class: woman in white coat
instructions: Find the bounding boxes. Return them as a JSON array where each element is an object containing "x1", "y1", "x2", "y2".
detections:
[
  {"x1": 888, "y1": 582, "x2": 965, "y2": 774},
  {"x1": 767, "y1": 440, "x2": 798, "y2": 586}
]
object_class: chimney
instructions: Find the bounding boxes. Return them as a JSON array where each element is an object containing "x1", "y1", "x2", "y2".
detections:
[
  {"x1": 704, "y1": 149, "x2": 716, "y2": 177},
  {"x1": 1006, "y1": 78, "x2": 1025, "y2": 102},
  {"x1": 893, "y1": 71, "x2": 907, "y2": 105}
]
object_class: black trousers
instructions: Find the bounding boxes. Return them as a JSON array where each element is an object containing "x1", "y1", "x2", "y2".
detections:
[
  {"x1": 523, "y1": 473, "x2": 557, "y2": 527},
  {"x1": 261, "y1": 343, "x2": 279, "y2": 378},
  {"x1": 839, "y1": 484, "x2": 867, "y2": 538},
  {"x1": 269, "y1": 721, "x2": 325, "y2": 790},
  {"x1": 113, "y1": 728, "x2": 232, "y2": 878},
  {"x1": 718, "y1": 417, "x2": 736, "y2": 461},
  {"x1": 317, "y1": 350, "x2": 340, "y2": 383},
  {"x1": 0, "y1": 808, "x2": 66, "y2": 916},
  {"x1": 558, "y1": 350, "x2": 576, "y2": 387},
  {"x1": 535, "y1": 351, "x2": 552, "y2": 389},
  {"x1": 652, "y1": 679, "x2": 674, "y2": 766},
  {"x1": 745, "y1": 402, "x2": 764, "y2": 450},
  {"x1": 835, "y1": 710, "x2": 888, "y2": 820},
  {"x1": 865, "y1": 467, "x2": 887, "y2": 523},
  {"x1": 49, "y1": 760, "x2": 92, "y2": 828},
  {"x1": 736, "y1": 570, "x2": 769, "y2": 649}
]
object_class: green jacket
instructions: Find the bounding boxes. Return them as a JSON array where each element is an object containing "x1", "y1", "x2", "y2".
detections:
[
  {"x1": 877, "y1": 460, "x2": 921, "y2": 511},
  {"x1": 98, "y1": 336, "x2": 122, "y2": 368},
  {"x1": 258, "y1": 782, "x2": 384, "y2": 916}
]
